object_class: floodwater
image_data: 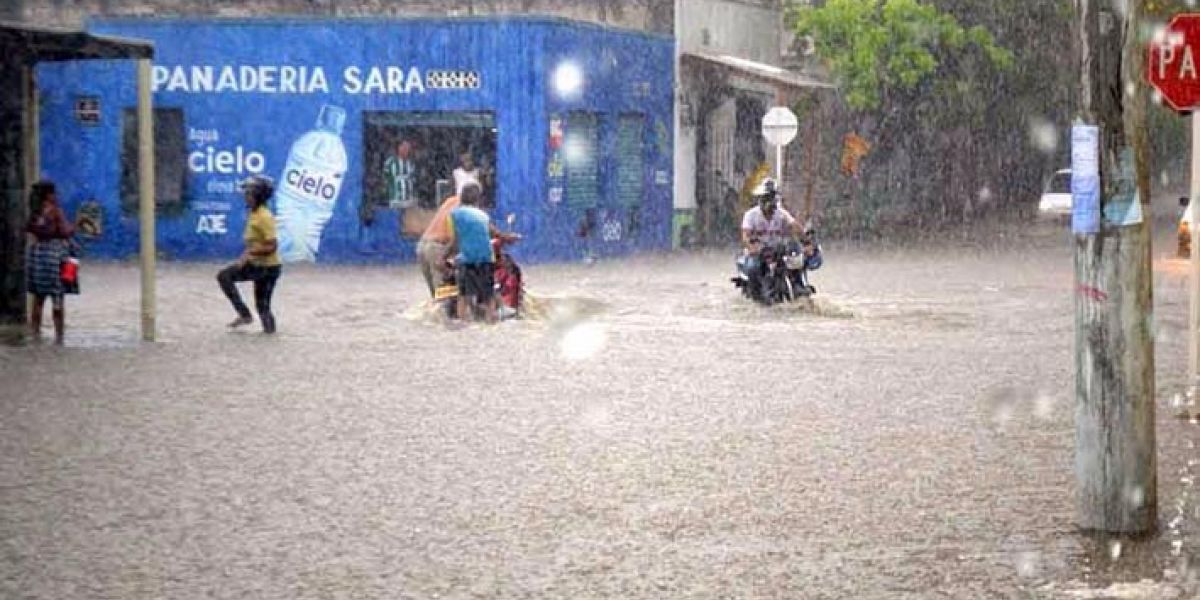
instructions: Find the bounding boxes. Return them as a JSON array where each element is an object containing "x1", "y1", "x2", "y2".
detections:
[{"x1": 3, "y1": 220, "x2": 1200, "y2": 598}]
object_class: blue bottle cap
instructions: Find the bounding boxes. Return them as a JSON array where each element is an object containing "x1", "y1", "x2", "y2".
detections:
[{"x1": 317, "y1": 105, "x2": 346, "y2": 136}]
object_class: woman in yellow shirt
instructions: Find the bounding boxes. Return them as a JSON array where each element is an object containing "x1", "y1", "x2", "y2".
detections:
[{"x1": 217, "y1": 175, "x2": 282, "y2": 334}]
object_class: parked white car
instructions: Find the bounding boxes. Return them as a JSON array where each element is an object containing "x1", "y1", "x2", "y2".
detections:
[{"x1": 1038, "y1": 169, "x2": 1072, "y2": 217}]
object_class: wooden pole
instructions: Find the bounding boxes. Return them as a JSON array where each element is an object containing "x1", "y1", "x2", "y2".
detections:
[
  {"x1": 803, "y1": 100, "x2": 820, "y2": 225},
  {"x1": 1074, "y1": 0, "x2": 1155, "y2": 533},
  {"x1": 137, "y1": 59, "x2": 156, "y2": 342}
]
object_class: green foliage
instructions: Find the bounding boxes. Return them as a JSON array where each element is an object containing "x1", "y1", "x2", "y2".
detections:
[{"x1": 791, "y1": 0, "x2": 1012, "y2": 111}]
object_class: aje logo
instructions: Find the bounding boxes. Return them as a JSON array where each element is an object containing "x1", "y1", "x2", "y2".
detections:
[{"x1": 196, "y1": 214, "x2": 227, "y2": 235}]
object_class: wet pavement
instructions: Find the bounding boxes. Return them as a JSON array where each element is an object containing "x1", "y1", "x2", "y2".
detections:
[{"x1": 3, "y1": 221, "x2": 1200, "y2": 598}]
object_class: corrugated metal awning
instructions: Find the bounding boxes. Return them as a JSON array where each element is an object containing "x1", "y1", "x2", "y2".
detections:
[
  {"x1": 682, "y1": 50, "x2": 834, "y2": 91},
  {"x1": 0, "y1": 21, "x2": 153, "y2": 62}
]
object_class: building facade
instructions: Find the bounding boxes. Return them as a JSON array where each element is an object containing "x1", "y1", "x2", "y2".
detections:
[{"x1": 37, "y1": 17, "x2": 675, "y2": 263}]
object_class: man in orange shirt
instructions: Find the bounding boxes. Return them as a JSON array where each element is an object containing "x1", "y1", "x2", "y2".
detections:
[{"x1": 416, "y1": 189, "x2": 462, "y2": 297}]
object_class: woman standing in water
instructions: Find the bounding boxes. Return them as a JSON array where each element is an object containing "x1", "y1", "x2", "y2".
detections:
[
  {"x1": 25, "y1": 181, "x2": 74, "y2": 344},
  {"x1": 217, "y1": 175, "x2": 282, "y2": 334}
]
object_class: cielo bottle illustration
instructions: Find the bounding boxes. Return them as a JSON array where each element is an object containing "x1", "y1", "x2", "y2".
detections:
[{"x1": 275, "y1": 104, "x2": 348, "y2": 262}]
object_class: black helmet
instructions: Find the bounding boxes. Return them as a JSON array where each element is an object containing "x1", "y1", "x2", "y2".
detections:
[
  {"x1": 238, "y1": 175, "x2": 275, "y2": 203},
  {"x1": 752, "y1": 177, "x2": 778, "y2": 200}
]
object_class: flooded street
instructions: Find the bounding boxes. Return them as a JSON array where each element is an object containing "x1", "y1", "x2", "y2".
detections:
[{"x1": 4, "y1": 222, "x2": 1200, "y2": 598}]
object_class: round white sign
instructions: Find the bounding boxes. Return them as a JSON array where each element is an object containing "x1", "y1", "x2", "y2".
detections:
[{"x1": 762, "y1": 106, "x2": 799, "y2": 146}]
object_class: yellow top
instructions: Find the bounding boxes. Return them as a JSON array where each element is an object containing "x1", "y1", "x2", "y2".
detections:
[{"x1": 244, "y1": 206, "x2": 281, "y2": 267}]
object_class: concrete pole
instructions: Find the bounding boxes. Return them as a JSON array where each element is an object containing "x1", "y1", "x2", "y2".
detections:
[
  {"x1": 1074, "y1": 0, "x2": 1155, "y2": 533},
  {"x1": 137, "y1": 59, "x2": 155, "y2": 342}
]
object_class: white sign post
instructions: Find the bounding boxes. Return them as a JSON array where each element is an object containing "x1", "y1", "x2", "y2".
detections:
[
  {"x1": 1190, "y1": 115, "x2": 1200, "y2": 399},
  {"x1": 762, "y1": 106, "x2": 800, "y2": 187}
]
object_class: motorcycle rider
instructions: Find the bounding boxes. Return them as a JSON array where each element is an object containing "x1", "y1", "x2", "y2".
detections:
[{"x1": 737, "y1": 178, "x2": 810, "y2": 291}]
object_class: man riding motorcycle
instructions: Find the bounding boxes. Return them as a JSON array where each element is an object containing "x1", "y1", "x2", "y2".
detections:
[{"x1": 735, "y1": 178, "x2": 822, "y2": 302}]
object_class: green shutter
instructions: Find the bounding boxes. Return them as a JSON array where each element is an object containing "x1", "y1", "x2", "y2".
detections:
[
  {"x1": 616, "y1": 114, "x2": 645, "y2": 208},
  {"x1": 565, "y1": 112, "x2": 599, "y2": 209}
]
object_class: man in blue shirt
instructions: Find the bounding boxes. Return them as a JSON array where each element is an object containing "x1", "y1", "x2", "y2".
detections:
[{"x1": 442, "y1": 183, "x2": 498, "y2": 323}]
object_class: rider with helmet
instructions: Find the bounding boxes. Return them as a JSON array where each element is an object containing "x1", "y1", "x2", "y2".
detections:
[{"x1": 736, "y1": 177, "x2": 822, "y2": 298}]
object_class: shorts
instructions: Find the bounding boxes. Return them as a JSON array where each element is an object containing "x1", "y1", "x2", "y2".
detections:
[{"x1": 456, "y1": 262, "x2": 495, "y2": 304}]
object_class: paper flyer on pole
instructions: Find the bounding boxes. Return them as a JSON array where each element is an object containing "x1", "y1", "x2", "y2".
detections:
[
  {"x1": 1071, "y1": 125, "x2": 1100, "y2": 234},
  {"x1": 1102, "y1": 147, "x2": 1143, "y2": 227}
]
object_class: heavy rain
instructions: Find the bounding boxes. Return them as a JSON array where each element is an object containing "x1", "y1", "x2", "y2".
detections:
[{"x1": 3, "y1": 0, "x2": 1200, "y2": 598}]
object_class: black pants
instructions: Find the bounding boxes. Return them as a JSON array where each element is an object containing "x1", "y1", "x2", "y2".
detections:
[{"x1": 217, "y1": 263, "x2": 281, "y2": 332}]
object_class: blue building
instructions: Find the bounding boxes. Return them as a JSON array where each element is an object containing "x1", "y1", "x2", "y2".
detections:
[{"x1": 37, "y1": 17, "x2": 675, "y2": 263}]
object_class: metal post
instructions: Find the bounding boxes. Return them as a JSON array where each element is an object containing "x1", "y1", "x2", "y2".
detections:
[
  {"x1": 137, "y1": 59, "x2": 155, "y2": 342},
  {"x1": 775, "y1": 143, "x2": 783, "y2": 186},
  {"x1": 1190, "y1": 113, "x2": 1200, "y2": 392}
]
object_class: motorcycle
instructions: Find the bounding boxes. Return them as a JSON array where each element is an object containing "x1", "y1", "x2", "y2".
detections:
[{"x1": 732, "y1": 232, "x2": 821, "y2": 305}]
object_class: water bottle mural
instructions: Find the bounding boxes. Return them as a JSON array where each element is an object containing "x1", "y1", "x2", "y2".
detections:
[{"x1": 275, "y1": 105, "x2": 348, "y2": 262}]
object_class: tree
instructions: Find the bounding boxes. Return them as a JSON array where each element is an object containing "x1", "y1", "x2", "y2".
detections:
[
  {"x1": 791, "y1": 0, "x2": 1011, "y2": 112},
  {"x1": 790, "y1": 0, "x2": 1091, "y2": 233}
]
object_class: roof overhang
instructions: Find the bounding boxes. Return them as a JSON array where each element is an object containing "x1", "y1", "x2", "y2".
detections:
[
  {"x1": 0, "y1": 21, "x2": 153, "y2": 62},
  {"x1": 681, "y1": 50, "x2": 834, "y2": 92}
]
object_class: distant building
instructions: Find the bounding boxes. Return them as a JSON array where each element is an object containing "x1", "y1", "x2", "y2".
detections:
[{"x1": 674, "y1": 0, "x2": 833, "y2": 247}]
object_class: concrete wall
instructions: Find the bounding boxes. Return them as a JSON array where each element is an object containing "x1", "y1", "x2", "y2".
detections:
[
  {"x1": 16, "y1": 0, "x2": 674, "y2": 33},
  {"x1": 676, "y1": 0, "x2": 780, "y2": 64}
]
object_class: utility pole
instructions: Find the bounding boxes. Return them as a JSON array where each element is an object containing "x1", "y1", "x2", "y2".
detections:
[{"x1": 1074, "y1": 0, "x2": 1155, "y2": 533}]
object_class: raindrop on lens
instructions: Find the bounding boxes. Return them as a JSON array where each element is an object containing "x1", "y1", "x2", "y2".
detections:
[
  {"x1": 1015, "y1": 551, "x2": 1040, "y2": 578},
  {"x1": 1028, "y1": 118, "x2": 1058, "y2": 155},
  {"x1": 1033, "y1": 391, "x2": 1056, "y2": 421},
  {"x1": 1126, "y1": 485, "x2": 1145, "y2": 509},
  {"x1": 560, "y1": 322, "x2": 608, "y2": 361},
  {"x1": 1110, "y1": 540, "x2": 1123, "y2": 561}
]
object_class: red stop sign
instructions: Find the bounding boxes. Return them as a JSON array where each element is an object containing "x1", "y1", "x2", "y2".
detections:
[{"x1": 1150, "y1": 14, "x2": 1200, "y2": 112}]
